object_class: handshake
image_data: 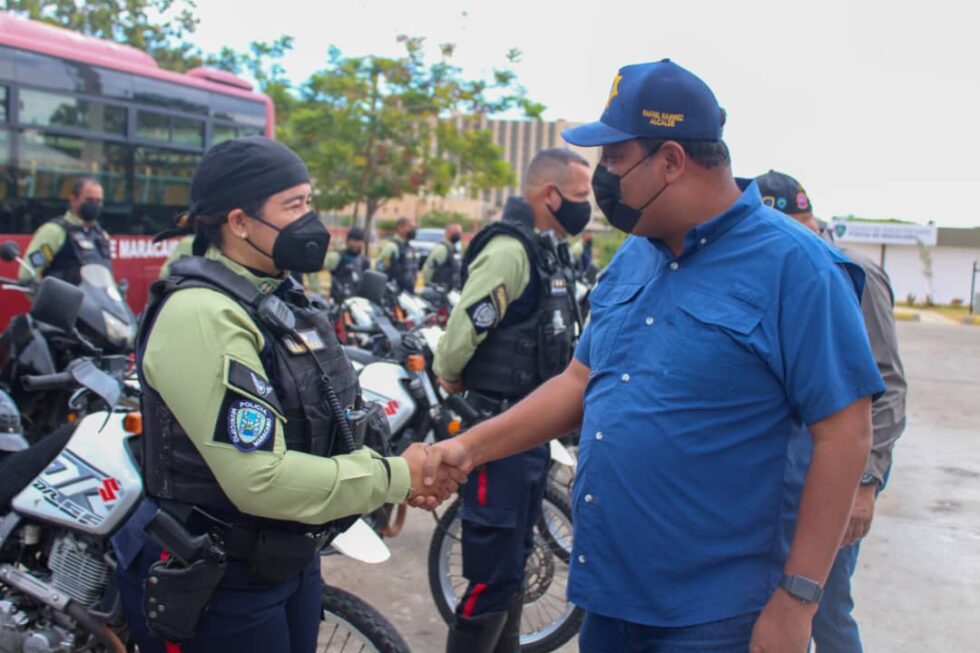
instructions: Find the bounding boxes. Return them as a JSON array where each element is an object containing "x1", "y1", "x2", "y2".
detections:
[{"x1": 399, "y1": 440, "x2": 474, "y2": 510}]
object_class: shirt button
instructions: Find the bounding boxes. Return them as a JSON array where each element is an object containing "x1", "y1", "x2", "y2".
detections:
[
  {"x1": 669, "y1": 262, "x2": 679, "y2": 271},
  {"x1": 645, "y1": 317, "x2": 655, "y2": 325},
  {"x1": 621, "y1": 373, "x2": 630, "y2": 382},
  {"x1": 578, "y1": 554, "x2": 587, "y2": 564},
  {"x1": 585, "y1": 494, "x2": 594, "y2": 503},
  {"x1": 699, "y1": 238, "x2": 707, "y2": 245},
  {"x1": 595, "y1": 431, "x2": 604, "y2": 441}
]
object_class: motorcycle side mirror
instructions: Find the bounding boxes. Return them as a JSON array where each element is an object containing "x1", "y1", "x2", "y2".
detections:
[
  {"x1": 30, "y1": 277, "x2": 85, "y2": 332},
  {"x1": 356, "y1": 270, "x2": 388, "y2": 306},
  {"x1": 0, "y1": 241, "x2": 20, "y2": 262}
]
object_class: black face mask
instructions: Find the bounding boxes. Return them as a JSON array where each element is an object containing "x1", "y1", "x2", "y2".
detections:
[
  {"x1": 344, "y1": 247, "x2": 362, "y2": 258},
  {"x1": 78, "y1": 200, "x2": 102, "y2": 222},
  {"x1": 449, "y1": 233, "x2": 461, "y2": 244},
  {"x1": 405, "y1": 229, "x2": 418, "y2": 241},
  {"x1": 246, "y1": 211, "x2": 331, "y2": 273},
  {"x1": 549, "y1": 189, "x2": 591, "y2": 236},
  {"x1": 591, "y1": 150, "x2": 669, "y2": 234}
]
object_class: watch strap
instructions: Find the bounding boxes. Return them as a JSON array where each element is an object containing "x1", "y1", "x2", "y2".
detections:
[{"x1": 779, "y1": 574, "x2": 824, "y2": 604}]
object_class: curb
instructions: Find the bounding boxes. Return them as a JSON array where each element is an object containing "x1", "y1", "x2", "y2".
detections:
[
  {"x1": 894, "y1": 311, "x2": 922, "y2": 322},
  {"x1": 962, "y1": 315, "x2": 980, "y2": 326}
]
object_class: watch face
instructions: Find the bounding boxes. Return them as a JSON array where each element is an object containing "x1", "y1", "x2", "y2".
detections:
[{"x1": 860, "y1": 473, "x2": 877, "y2": 486}]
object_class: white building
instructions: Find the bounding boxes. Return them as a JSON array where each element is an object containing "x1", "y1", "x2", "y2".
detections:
[{"x1": 832, "y1": 221, "x2": 980, "y2": 307}]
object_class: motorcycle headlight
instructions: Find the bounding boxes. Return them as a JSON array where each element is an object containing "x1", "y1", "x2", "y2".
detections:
[{"x1": 102, "y1": 310, "x2": 134, "y2": 346}]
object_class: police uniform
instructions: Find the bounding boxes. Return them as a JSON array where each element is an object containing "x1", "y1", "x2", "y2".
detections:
[
  {"x1": 376, "y1": 235, "x2": 419, "y2": 294},
  {"x1": 422, "y1": 240, "x2": 462, "y2": 289},
  {"x1": 113, "y1": 138, "x2": 410, "y2": 653},
  {"x1": 325, "y1": 249, "x2": 369, "y2": 303},
  {"x1": 434, "y1": 197, "x2": 579, "y2": 652},
  {"x1": 20, "y1": 211, "x2": 112, "y2": 284},
  {"x1": 158, "y1": 235, "x2": 194, "y2": 279}
]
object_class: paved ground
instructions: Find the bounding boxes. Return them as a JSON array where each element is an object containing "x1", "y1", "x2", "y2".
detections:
[{"x1": 323, "y1": 321, "x2": 980, "y2": 652}]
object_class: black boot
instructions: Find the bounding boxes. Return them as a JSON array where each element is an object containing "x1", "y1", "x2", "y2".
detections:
[
  {"x1": 446, "y1": 610, "x2": 508, "y2": 653},
  {"x1": 492, "y1": 595, "x2": 524, "y2": 653}
]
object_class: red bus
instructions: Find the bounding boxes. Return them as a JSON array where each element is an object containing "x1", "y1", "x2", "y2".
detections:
[{"x1": 0, "y1": 11, "x2": 274, "y2": 329}]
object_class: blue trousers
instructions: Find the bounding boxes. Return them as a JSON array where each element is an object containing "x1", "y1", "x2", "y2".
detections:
[
  {"x1": 456, "y1": 445, "x2": 549, "y2": 617},
  {"x1": 113, "y1": 503, "x2": 323, "y2": 653},
  {"x1": 579, "y1": 611, "x2": 760, "y2": 653},
  {"x1": 811, "y1": 541, "x2": 862, "y2": 652}
]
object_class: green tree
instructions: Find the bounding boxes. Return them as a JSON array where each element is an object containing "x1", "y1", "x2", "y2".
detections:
[
  {"x1": 1, "y1": 0, "x2": 204, "y2": 71},
  {"x1": 284, "y1": 36, "x2": 544, "y2": 243},
  {"x1": 206, "y1": 36, "x2": 296, "y2": 126}
]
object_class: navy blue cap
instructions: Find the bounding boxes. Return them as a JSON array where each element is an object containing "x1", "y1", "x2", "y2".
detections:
[{"x1": 563, "y1": 59, "x2": 724, "y2": 146}]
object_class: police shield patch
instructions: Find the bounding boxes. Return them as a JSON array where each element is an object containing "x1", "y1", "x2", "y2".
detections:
[
  {"x1": 466, "y1": 297, "x2": 497, "y2": 334},
  {"x1": 223, "y1": 399, "x2": 274, "y2": 452}
]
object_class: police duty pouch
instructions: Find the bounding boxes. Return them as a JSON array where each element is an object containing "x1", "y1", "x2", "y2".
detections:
[
  {"x1": 246, "y1": 529, "x2": 320, "y2": 585},
  {"x1": 143, "y1": 555, "x2": 227, "y2": 642}
]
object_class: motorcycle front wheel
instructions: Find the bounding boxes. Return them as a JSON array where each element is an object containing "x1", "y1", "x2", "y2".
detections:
[{"x1": 318, "y1": 584, "x2": 410, "y2": 653}]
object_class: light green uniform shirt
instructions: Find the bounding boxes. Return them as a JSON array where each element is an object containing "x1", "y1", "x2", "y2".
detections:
[
  {"x1": 375, "y1": 236, "x2": 407, "y2": 273},
  {"x1": 422, "y1": 241, "x2": 453, "y2": 284},
  {"x1": 158, "y1": 235, "x2": 194, "y2": 279},
  {"x1": 142, "y1": 247, "x2": 411, "y2": 525},
  {"x1": 21, "y1": 211, "x2": 87, "y2": 282},
  {"x1": 433, "y1": 235, "x2": 530, "y2": 382}
]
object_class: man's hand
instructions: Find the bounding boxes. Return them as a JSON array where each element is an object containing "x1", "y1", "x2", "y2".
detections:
[
  {"x1": 438, "y1": 376, "x2": 464, "y2": 394},
  {"x1": 407, "y1": 438, "x2": 474, "y2": 509},
  {"x1": 750, "y1": 589, "x2": 815, "y2": 653},
  {"x1": 841, "y1": 483, "x2": 877, "y2": 547},
  {"x1": 400, "y1": 443, "x2": 467, "y2": 510}
]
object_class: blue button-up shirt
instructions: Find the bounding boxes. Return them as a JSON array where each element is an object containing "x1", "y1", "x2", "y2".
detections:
[{"x1": 569, "y1": 181, "x2": 884, "y2": 627}]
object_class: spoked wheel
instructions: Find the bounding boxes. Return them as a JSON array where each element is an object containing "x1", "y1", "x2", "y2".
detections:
[
  {"x1": 318, "y1": 584, "x2": 410, "y2": 653},
  {"x1": 427, "y1": 495, "x2": 583, "y2": 653}
]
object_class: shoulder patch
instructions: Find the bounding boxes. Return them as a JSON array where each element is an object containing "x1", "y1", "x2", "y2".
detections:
[
  {"x1": 216, "y1": 398, "x2": 275, "y2": 452},
  {"x1": 466, "y1": 296, "x2": 498, "y2": 334},
  {"x1": 29, "y1": 250, "x2": 48, "y2": 268},
  {"x1": 226, "y1": 358, "x2": 284, "y2": 415}
]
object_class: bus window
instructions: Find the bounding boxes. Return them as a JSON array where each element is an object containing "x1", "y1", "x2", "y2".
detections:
[
  {"x1": 16, "y1": 130, "x2": 127, "y2": 202},
  {"x1": 213, "y1": 123, "x2": 236, "y2": 144},
  {"x1": 133, "y1": 76, "x2": 208, "y2": 115},
  {"x1": 209, "y1": 93, "x2": 266, "y2": 128},
  {"x1": 172, "y1": 115, "x2": 204, "y2": 148},
  {"x1": 134, "y1": 146, "x2": 199, "y2": 207},
  {"x1": 1, "y1": 86, "x2": 7, "y2": 122},
  {"x1": 19, "y1": 88, "x2": 127, "y2": 136},
  {"x1": 137, "y1": 110, "x2": 204, "y2": 148}
]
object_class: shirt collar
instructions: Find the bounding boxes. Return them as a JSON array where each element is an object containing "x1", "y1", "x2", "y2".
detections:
[
  {"x1": 648, "y1": 178, "x2": 761, "y2": 257},
  {"x1": 64, "y1": 211, "x2": 87, "y2": 227},
  {"x1": 205, "y1": 247, "x2": 286, "y2": 296}
]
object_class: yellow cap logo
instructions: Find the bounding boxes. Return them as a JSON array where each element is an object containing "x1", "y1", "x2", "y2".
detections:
[
  {"x1": 642, "y1": 110, "x2": 685, "y2": 128},
  {"x1": 605, "y1": 73, "x2": 623, "y2": 109}
]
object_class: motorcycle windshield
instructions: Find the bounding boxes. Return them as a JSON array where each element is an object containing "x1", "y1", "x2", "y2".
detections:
[{"x1": 76, "y1": 265, "x2": 136, "y2": 350}]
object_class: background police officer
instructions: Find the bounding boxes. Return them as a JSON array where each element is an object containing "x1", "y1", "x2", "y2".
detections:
[
  {"x1": 433, "y1": 147, "x2": 592, "y2": 652},
  {"x1": 20, "y1": 177, "x2": 111, "y2": 284},
  {"x1": 113, "y1": 137, "x2": 459, "y2": 653},
  {"x1": 422, "y1": 223, "x2": 463, "y2": 290},
  {"x1": 324, "y1": 226, "x2": 369, "y2": 303},
  {"x1": 376, "y1": 215, "x2": 420, "y2": 294}
]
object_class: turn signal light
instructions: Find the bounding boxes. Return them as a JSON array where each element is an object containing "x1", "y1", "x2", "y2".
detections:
[
  {"x1": 123, "y1": 412, "x2": 143, "y2": 435},
  {"x1": 406, "y1": 355, "x2": 426, "y2": 372},
  {"x1": 447, "y1": 419, "x2": 461, "y2": 436}
]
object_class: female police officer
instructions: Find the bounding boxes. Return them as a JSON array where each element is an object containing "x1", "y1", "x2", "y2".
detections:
[{"x1": 112, "y1": 137, "x2": 459, "y2": 652}]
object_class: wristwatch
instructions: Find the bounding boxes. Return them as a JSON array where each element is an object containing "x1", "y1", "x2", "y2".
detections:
[
  {"x1": 860, "y1": 473, "x2": 879, "y2": 487},
  {"x1": 779, "y1": 574, "x2": 823, "y2": 604}
]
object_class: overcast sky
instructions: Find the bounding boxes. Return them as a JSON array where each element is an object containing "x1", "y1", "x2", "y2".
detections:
[{"x1": 193, "y1": 0, "x2": 978, "y2": 228}]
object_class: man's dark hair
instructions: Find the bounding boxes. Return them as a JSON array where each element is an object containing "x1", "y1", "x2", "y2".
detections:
[
  {"x1": 640, "y1": 138, "x2": 731, "y2": 169},
  {"x1": 347, "y1": 226, "x2": 366, "y2": 241},
  {"x1": 524, "y1": 148, "x2": 591, "y2": 189},
  {"x1": 70, "y1": 177, "x2": 101, "y2": 197},
  {"x1": 396, "y1": 216, "x2": 412, "y2": 229}
]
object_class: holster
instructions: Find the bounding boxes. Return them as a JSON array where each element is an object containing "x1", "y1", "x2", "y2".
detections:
[{"x1": 143, "y1": 556, "x2": 227, "y2": 643}]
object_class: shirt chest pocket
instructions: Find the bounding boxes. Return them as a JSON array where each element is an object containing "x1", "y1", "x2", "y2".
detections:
[
  {"x1": 670, "y1": 291, "x2": 765, "y2": 375},
  {"x1": 586, "y1": 281, "x2": 643, "y2": 370}
]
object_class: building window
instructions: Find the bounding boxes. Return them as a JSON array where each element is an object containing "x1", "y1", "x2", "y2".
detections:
[
  {"x1": 133, "y1": 146, "x2": 200, "y2": 207},
  {"x1": 19, "y1": 88, "x2": 127, "y2": 136},
  {"x1": 16, "y1": 130, "x2": 127, "y2": 202}
]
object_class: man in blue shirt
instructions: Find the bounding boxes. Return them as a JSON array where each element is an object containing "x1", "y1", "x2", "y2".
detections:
[{"x1": 421, "y1": 59, "x2": 884, "y2": 653}]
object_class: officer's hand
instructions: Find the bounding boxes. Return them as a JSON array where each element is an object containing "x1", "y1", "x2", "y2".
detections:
[
  {"x1": 408, "y1": 439, "x2": 473, "y2": 510},
  {"x1": 842, "y1": 484, "x2": 877, "y2": 547},
  {"x1": 438, "y1": 377, "x2": 464, "y2": 394},
  {"x1": 401, "y1": 443, "x2": 461, "y2": 510}
]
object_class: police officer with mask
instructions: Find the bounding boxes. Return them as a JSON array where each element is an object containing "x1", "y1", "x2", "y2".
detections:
[
  {"x1": 423, "y1": 223, "x2": 463, "y2": 290},
  {"x1": 324, "y1": 226, "x2": 369, "y2": 303},
  {"x1": 20, "y1": 177, "x2": 111, "y2": 284},
  {"x1": 376, "y1": 216, "x2": 420, "y2": 294},
  {"x1": 434, "y1": 147, "x2": 591, "y2": 653},
  {"x1": 112, "y1": 137, "x2": 461, "y2": 653}
]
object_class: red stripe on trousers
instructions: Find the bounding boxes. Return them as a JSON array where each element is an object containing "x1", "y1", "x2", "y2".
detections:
[
  {"x1": 477, "y1": 469, "x2": 488, "y2": 506},
  {"x1": 462, "y1": 582, "x2": 489, "y2": 617}
]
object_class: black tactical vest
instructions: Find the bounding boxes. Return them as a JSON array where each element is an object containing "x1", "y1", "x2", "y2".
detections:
[
  {"x1": 331, "y1": 252, "x2": 368, "y2": 303},
  {"x1": 461, "y1": 203, "x2": 580, "y2": 400},
  {"x1": 138, "y1": 257, "x2": 362, "y2": 529},
  {"x1": 388, "y1": 237, "x2": 419, "y2": 293},
  {"x1": 429, "y1": 241, "x2": 461, "y2": 290},
  {"x1": 46, "y1": 218, "x2": 113, "y2": 285}
]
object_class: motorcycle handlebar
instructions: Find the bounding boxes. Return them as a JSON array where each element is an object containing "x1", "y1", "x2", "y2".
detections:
[
  {"x1": 22, "y1": 371, "x2": 74, "y2": 391},
  {"x1": 445, "y1": 394, "x2": 480, "y2": 424}
]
